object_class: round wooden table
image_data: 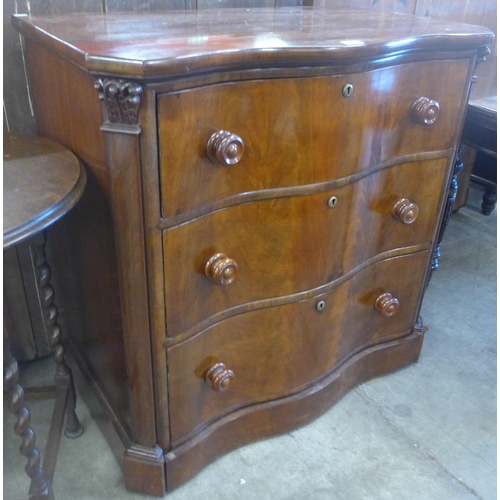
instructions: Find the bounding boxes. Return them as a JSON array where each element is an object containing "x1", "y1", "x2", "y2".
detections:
[{"x1": 3, "y1": 132, "x2": 86, "y2": 499}]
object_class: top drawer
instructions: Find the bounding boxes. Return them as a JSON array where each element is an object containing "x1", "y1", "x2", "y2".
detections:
[{"x1": 158, "y1": 59, "x2": 469, "y2": 218}]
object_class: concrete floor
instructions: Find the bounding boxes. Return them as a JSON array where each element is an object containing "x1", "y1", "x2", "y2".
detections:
[{"x1": 4, "y1": 187, "x2": 496, "y2": 500}]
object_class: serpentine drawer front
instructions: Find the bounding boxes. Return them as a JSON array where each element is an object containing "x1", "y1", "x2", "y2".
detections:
[
  {"x1": 164, "y1": 159, "x2": 447, "y2": 337},
  {"x1": 167, "y1": 251, "x2": 429, "y2": 444},
  {"x1": 12, "y1": 8, "x2": 493, "y2": 497},
  {"x1": 158, "y1": 59, "x2": 469, "y2": 220}
]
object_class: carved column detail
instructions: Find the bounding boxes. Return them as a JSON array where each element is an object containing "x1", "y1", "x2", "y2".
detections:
[
  {"x1": 430, "y1": 45, "x2": 493, "y2": 284},
  {"x1": 429, "y1": 150, "x2": 463, "y2": 283},
  {"x1": 95, "y1": 79, "x2": 143, "y2": 134}
]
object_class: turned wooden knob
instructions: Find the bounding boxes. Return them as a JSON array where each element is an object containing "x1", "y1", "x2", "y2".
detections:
[
  {"x1": 375, "y1": 293, "x2": 399, "y2": 317},
  {"x1": 205, "y1": 362, "x2": 234, "y2": 392},
  {"x1": 207, "y1": 130, "x2": 244, "y2": 166},
  {"x1": 410, "y1": 97, "x2": 440, "y2": 125},
  {"x1": 205, "y1": 253, "x2": 238, "y2": 286},
  {"x1": 392, "y1": 198, "x2": 419, "y2": 224}
]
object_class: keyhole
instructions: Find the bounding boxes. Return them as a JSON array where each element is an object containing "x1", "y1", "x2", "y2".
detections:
[
  {"x1": 342, "y1": 84, "x2": 354, "y2": 98},
  {"x1": 316, "y1": 300, "x2": 326, "y2": 312},
  {"x1": 327, "y1": 196, "x2": 338, "y2": 208}
]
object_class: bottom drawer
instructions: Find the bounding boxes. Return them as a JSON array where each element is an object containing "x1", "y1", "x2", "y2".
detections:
[{"x1": 167, "y1": 250, "x2": 429, "y2": 444}]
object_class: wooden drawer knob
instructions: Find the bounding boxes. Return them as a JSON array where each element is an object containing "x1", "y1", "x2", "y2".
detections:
[
  {"x1": 392, "y1": 198, "x2": 419, "y2": 224},
  {"x1": 205, "y1": 253, "x2": 238, "y2": 286},
  {"x1": 205, "y1": 362, "x2": 234, "y2": 392},
  {"x1": 207, "y1": 130, "x2": 244, "y2": 166},
  {"x1": 410, "y1": 97, "x2": 440, "y2": 125},
  {"x1": 375, "y1": 292, "x2": 399, "y2": 317}
]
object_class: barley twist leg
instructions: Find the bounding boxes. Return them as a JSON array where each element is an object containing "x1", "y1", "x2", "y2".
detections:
[
  {"x1": 4, "y1": 339, "x2": 49, "y2": 497},
  {"x1": 31, "y1": 232, "x2": 84, "y2": 438}
]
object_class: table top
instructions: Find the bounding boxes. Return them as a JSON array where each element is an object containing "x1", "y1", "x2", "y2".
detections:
[{"x1": 3, "y1": 133, "x2": 86, "y2": 249}]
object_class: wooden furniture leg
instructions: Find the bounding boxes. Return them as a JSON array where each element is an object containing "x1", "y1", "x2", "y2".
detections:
[
  {"x1": 3, "y1": 233, "x2": 84, "y2": 499},
  {"x1": 454, "y1": 56, "x2": 497, "y2": 216},
  {"x1": 481, "y1": 185, "x2": 497, "y2": 215},
  {"x1": 30, "y1": 231, "x2": 84, "y2": 439},
  {"x1": 4, "y1": 307, "x2": 51, "y2": 499},
  {"x1": 3, "y1": 132, "x2": 87, "y2": 498}
]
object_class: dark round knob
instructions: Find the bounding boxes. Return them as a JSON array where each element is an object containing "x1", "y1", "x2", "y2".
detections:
[
  {"x1": 207, "y1": 130, "x2": 244, "y2": 166},
  {"x1": 375, "y1": 293, "x2": 399, "y2": 317},
  {"x1": 392, "y1": 198, "x2": 419, "y2": 225},
  {"x1": 205, "y1": 253, "x2": 238, "y2": 286},
  {"x1": 410, "y1": 97, "x2": 440, "y2": 125},
  {"x1": 205, "y1": 362, "x2": 234, "y2": 392}
]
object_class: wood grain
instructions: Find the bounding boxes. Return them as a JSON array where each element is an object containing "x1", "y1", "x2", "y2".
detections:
[
  {"x1": 10, "y1": 8, "x2": 492, "y2": 495},
  {"x1": 165, "y1": 327, "x2": 424, "y2": 490},
  {"x1": 11, "y1": 10, "x2": 492, "y2": 79},
  {"x1": 158, "y1": 59, "x2": 470, "y2": 217},
  {"x1": 5, "y1": 0, "x2": 495, "y2": 131},
  {"x1": 3, "y1": 133, "x2": 86, "y2": 248},
  {"x1": 164, "y1": 159, "x2": 448, "y2": 336},
  {"x1": 23, "y1": 40, "x2": 108, "y2": 193},
  {"x1": 104, "y1": 132, "x2": 157, "y2": 447},
  {"x1": 138, "y1": 88, "x2": 172, "y2": 451},
  {"x1": 167, "y1": 251, "x2": 428, "y2": 443}
]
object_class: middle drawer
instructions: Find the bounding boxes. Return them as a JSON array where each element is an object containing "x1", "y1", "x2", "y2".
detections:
[{"x1": 163, "y1": 159, "x2": 447, "y2": 337}]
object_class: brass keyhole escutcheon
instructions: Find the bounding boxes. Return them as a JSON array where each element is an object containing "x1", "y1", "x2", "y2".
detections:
[
  {"x1": 342, "y1": 83, "x2": 354, "y2": 98},
  {"x1": 327, "y1": 196, "x2": 338, "y2": 208},
  {"x1": 316, "y1": 300, "x2": 326, "y2": 312}
]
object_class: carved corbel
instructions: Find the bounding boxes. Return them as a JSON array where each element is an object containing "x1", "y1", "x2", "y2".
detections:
[{"x1": 94, "y1": 78, "x2": 143, "y2": 135}]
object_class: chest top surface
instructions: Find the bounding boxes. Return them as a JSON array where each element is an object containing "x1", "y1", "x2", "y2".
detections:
[{"x1": 12, "y1": 8, "x2": 493, "y2": 79}]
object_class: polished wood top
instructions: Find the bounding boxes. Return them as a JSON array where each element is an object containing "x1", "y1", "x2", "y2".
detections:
[
  {"x1": 3, "y1": 133, "x2": 86, "y2": 249},
  {"x1": 12, "y1": 8, "x2": 493, "y2": 79}
]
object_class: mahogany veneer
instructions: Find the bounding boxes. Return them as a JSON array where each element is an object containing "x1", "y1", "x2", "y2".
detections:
[{"x1": 12, "y1": 8, "x2": 493, "y2": 496}]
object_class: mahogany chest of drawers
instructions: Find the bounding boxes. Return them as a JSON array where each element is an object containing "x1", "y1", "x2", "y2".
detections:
[{"x1": 13, "y1": 8, "x2": 493, "y2": 496}]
